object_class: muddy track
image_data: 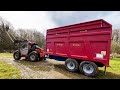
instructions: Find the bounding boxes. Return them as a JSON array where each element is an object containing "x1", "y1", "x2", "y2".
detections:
[
  {"x1": 4, "y1": 57, "x2": 59, "y2": 79},
  {"x1": 1, "y1": 56, "x2": 90, "y2": 79}
]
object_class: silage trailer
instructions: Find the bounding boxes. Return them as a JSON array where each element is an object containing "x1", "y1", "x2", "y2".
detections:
[{"x1": 45, "y1": 19, "x2": 112, "y2": 77}]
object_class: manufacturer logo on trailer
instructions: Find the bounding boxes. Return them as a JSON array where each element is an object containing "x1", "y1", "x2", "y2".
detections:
[{"x1": 73, "y1": 44, "x2": 81, "y2": 46}]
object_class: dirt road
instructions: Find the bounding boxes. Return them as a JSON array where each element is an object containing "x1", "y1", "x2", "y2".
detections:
[{"x1": 1, "y1": 55, "x2": 91, "y2": 79}]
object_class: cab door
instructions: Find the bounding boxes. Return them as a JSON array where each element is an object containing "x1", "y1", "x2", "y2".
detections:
[{"x1": 20, "y1": 43, "x2": 29, "y2": 55}]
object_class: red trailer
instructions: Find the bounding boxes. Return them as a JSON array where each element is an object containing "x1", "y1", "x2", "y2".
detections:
[{"x1": 45, "y1": 19, "x2": 112, "y2": 77}]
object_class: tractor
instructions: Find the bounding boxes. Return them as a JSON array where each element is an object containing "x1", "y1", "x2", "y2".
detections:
[
  {"x1": 13, "y1": 39, "x2": 44, "y2": 62},
  {"x1": 4, "y1": 26, "x2": 45, "y2": 62}
]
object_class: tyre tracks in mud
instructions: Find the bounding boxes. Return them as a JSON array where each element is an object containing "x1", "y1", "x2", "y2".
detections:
[
  {"x1": 0, "y1": 55, "x2": 88, "y2": 79},
  {"x1": 1, "y1": 56, "x2": 70, "y2": 79}
]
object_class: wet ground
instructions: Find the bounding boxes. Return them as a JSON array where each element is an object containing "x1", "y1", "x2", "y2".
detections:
[{"x1": 1, "y1": 54, "x2": 119, "y2": 79}]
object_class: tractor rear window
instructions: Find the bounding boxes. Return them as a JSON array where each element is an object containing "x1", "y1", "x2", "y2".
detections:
[{"x1": 21, "y1": 43, "x2": 28, "y2": 49}]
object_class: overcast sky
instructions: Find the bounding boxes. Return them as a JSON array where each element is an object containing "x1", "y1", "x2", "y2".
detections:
[{"x1": 0, "y1": 11, "x2": 120, "y2": 36}]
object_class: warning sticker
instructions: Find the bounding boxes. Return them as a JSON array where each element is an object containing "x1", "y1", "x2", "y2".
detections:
[
  {"x1": 101, "y1": 51, "x2": 106, "y2": 56},
  {"x1": 96, "y1": 54, "x2": 103, "y2": 59}
]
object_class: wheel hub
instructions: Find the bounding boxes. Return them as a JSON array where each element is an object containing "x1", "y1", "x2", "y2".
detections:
[
  {"x1": 70, "y1": 63, "x2": 73, "y2": 67},
  {"x1": 83, "y1": 64, "x2": 94, "y2": 74},
  {"x1": 30, "y1": 55, "x2": 35, "y2": 61},
  {"x1": 67, "y1": 62, "x2": 75, "y2": 70},
  {"x1": 15, "y1": 54, "x2": 18, "y2": 58},
  {"x1": 86, "y1": 66, "x2": 90, "y2": 70}
]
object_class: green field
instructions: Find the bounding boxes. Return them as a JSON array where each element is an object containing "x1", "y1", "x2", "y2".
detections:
[
  {"x1": 0, "y1": 53, "x2": 22, "y2": 79},
  {"x1": 98, "y1": 58, "x2": 120, "y2": 79},
  {"x1": 0, "y1": 53, "x2": 120, "y2": 79},
  {"x1": 0, "y1": 53, "x2": 13, "y2": 57}
]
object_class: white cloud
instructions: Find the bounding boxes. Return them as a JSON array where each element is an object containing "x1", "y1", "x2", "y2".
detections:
[
  {"x1": 0, "y1": 11, "x2": 58, "y2": 36},
  {"x1": 1, "y1": 11, "x2": 120, "y2": 37},
  {"x1": 101, "y1": 11, "x2": 120, "y2": 29},
  {"x1": 48, "y1": 11, "x2": 120, "y2": 30}
]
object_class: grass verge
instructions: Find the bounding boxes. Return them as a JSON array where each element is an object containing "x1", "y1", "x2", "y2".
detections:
[{"x1": 0, "y1": 53, "x2": 22, "y2": 79}]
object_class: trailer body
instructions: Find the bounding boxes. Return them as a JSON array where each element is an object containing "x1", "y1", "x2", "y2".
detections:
[{"x1": 46, "y1": 19, "x2": 112, "y2": 67}]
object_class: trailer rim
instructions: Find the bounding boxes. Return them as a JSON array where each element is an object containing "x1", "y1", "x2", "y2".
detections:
[
  {"x1": 67, "y1": 62, "x2": 76, "y2": 70},
  {"x1": 83, "y1": 64, "x2": 94, "y2": 74}
]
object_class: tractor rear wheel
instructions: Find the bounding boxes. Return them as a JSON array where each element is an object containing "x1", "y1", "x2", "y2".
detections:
[
  {"x1": 13, "y1": 50, "x2": 21, "y2": 60},
  {"x1": 28, "y1": 51, "x2": 38, "y2": 62}
]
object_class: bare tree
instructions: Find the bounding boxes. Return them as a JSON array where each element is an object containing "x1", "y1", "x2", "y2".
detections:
[
  {"x1": 16, "y1": 29, "x2": 45, "y2": 48},
  {"x1": 111, "y1": 29, "x2": 120, "y2": 54},
  {"x1": 0, "y1": 17, "x2": 14, "y2": 52},
  {"x1": 112, "y1": 29, "x2": 120, "y2": 44}
]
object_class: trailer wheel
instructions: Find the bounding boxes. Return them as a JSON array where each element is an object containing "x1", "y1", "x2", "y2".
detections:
[
  {"x1": 79, "y1": 61, "x2": 98, "y2": 77},
  {"x1": 65, "y1": 58, "x2": 79, "y2": 72},
  {"x1": 13, "y1": 50, "x2": 21, "y2": 60},
  {"x1": 28, "y1": 51, "x2": 38, "y2": 62}
]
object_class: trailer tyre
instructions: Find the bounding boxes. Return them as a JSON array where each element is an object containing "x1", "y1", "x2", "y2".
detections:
[
  {"x1": 79, "y1": 61, "x2": 98, "y2": 77},
  {"x1": 13, "y1": 50, "x2": 21, "y2": 60},
  {"x1": 65, "y1": 58, "x2": 79, "y2": 72},
  {"x1": 28, "y1": 51, "x2": 38, "y2": 62}
]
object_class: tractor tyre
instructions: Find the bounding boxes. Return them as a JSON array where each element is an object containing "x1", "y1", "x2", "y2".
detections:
[
  {"x1": 28, "y1": 51, "x2": 38, "y2": 62},
  {"x1": 13, "y1": 50, "x2": 21, "y2": 60}
]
